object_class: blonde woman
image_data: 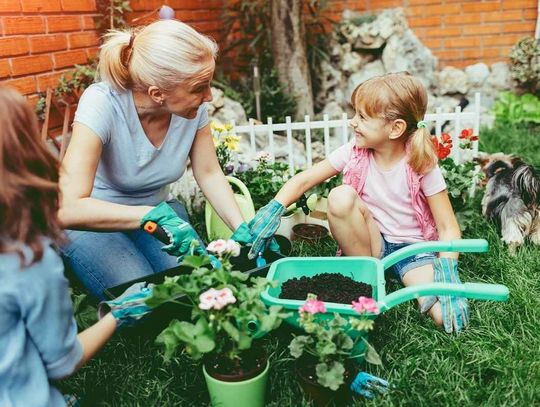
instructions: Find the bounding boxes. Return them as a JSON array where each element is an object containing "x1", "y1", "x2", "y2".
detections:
[{"x1": 59, "y1": 20, "x2": 252, "y2": 300}]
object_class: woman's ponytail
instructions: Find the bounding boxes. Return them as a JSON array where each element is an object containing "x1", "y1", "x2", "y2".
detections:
[
  {"x1": 409, "y1": 126, "x2": 437, "y2": 174},
  {"x1": 97, "y1": 29, "x2": 134, "y2": 91}
]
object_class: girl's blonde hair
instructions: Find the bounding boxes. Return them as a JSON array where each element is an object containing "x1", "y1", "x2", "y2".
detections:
[
  {"x1": 0, "y1": 86, "x2": 63, "y2": 265},
  {"x1": 98, "y1": 19, "x2": 218, "y2": 92},
  {"x1": 351, "y1": 72, "x2": 437, "y2": 174}
]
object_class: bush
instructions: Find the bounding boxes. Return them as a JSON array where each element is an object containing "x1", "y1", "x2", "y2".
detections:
[{"x1": 509, "y1": 36, "x2": 540, "y2": 97}]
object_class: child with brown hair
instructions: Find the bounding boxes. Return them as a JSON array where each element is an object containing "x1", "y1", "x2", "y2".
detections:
[{"x1": 0, "y1": 86, "x2": 151, "y2": 406}]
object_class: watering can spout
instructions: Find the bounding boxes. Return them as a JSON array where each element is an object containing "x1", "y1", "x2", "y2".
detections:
[{"x1": 247, "y1": 319, "x2": 269, "y2": 339}]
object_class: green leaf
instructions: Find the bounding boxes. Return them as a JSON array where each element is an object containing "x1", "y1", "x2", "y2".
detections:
[
  {"x1": 316, "y1": 361, "x2": 345, "y2": 391},
  {"x1": 289, "y1": 335, "x2": 313, "y2": 358},
  {"x1": 363, "y1": 338, "x2": 382, "y2": 366}
]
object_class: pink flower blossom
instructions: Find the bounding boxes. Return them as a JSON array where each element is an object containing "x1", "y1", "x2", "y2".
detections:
[
  {"x1": 225, "y1": 240, "x2": 241, "y2": 257},
  {"x1": 207, "y1": 239, "x2": 228, "y2": 256},
  {"x1": 299, "y1": 298, "x2": 326, "y2": 315},
  {"x1": 352, "y1": 296, "x2": 379, "y2": 314},
  {"x1": 214, "y1": 287, "x2": 236, "y2": 309},
  {"x1": 199, "y1": 288, "x2": 220, "y2": 310},
  {"x1": 255, "y1": 151, "x2": 273, "y2": 162}
]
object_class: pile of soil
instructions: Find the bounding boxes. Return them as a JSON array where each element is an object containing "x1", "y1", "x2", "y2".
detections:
[{"x1": 279, "y1": 273, "x2": 372, "y2": 304}]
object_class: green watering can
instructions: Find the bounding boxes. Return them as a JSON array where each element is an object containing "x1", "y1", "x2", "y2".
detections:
[
  {"x1": 261, "y1": 239, "x2": 509, "y2": 331},
  {"x1": 205, "y1": 176, "x2": 256, "y2": 241}
]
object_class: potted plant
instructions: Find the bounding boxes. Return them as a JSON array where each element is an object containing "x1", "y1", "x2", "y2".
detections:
[
  {"x1": 147, "y1": 240, "x2": 289, "y2": 407},
  {"x1": 289, "y1": 294, "x2": 382, "y2": 406}
]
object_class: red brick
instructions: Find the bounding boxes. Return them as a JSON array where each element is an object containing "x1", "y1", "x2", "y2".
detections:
[
  {"x1": 444, "y1": 36, "x2": 482, "y2": 49},
  {"x1": 11, "y1": 55, "x2": 53, "y2": 76},
  {"x1": 408, "y1": 16, "x2": 442, "y2": 28},
  {"x1": 82, "y1": 15, "x2": 97, "y2": 30},
  {"x1": 85, "y1": 46, "x2": 99, "y2": 59},
  {"x1": 483, "y1": 10, "x2": 523, "y2": 23},
  {"x1": 425, "y1": 26, "x2": 462, "y2": 38},
  {"x1": 424, "y1": 4, "x2": 462, "y2": 16},
  {"x1": 0, "y1": 60, "x2": 10, "y2": 79},
  {"x1": 503, "y1": 22, "x2": 536, "y2": 33},
  {"x1": 421, "y1": 38, "x2": 443, "y2": 49},
  {"x1": 502, "y1": 0, "x2": 537, "y2": 10},
  {"x1": 463, "y1": 2, "x2": 501, "y2": 12},
  {"x1": 405, "y1": 7, "x2": 425, "y2": 17},
  {"x1": 68, "y1": 31, "x2": 99, "y2": 49},
  {"x1": 3, "y1": 76, "x2": 37, "y2": 95},
  {"x1": 54, "y1": 49, "x2": 89, "y2": 69},
  {"x1": 435, "y1": 49, "x2": 463, "y2": 60},
  {"x1": 462, "y1": 24, "x2": 502, "y2": 36},
  {"x1": 483, "y1": 34, "x2": 525, "y2": 47},
  {"x1": 371, "y1": 0, "x2": 402, "y2": 9},
  {"x1": 21, "y1": 0, "x2": 62, "y2": 12},
  {"x1": 0, "y1": 37, "x2": 29, "y2": 57},
  {"x1": 61, "y1": 0, "x2": 97, "y2": 12},
  {"x1": 3, "y1": 17, "x2": 46, "y2": 35},
  {"x1": 47, "y1": 16, "x2": 82, "y2": 33},
  {"x1": 0, "y1": 0, "x2": 21, "y2": 12},
  {"x1": 523, "y1": 9, "x2": 538, "y2": 19},
  {"x1": 408, "y1": 0, "x2": 440, "y2": 4},
  {"x1": 36, "y1": 71, "x2": 67, "y2": 92},
  {"x1": 167, "y1": 0, "x2": 222, "y2": 9},
  {"x1": 30, "y1": 34, "x2": 68, "y2": 53},
  {"x1": 444, "y1": 13, "x2": 482, "y2": 25}
]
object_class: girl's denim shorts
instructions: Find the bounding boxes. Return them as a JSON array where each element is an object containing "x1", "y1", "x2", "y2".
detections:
[{"x1": 379, "y1": 235, "x2": 436, "y2": 281}]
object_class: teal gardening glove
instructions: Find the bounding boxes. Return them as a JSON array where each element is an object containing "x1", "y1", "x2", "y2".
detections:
[
  {"x1": 247, "y1": 199, "x2": 285, "y2": 259},
  {"x1": 432, "y1": 258, "x2": 470, "y2": 333},
  {"x1": 141, "y1": 202, "x2": 203, "y2": 257},
  {"x1": 230, "y1": 222, "x2": 254, "y2": 245},
  {"x1": 97, "y1": 282, "x2": 153, "y2": 328}
]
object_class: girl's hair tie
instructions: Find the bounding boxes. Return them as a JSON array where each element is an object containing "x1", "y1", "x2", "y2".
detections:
[
  {"x1": 128, "y1": 33, "x2": 136, "y2": 49},
  {"x1": 417, "y1": 120, "x2": 427, "y2": 129}
]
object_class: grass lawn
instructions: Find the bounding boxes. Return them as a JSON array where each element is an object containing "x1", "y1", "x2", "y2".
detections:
[{"x1": 60, "y1": 123, "x2": 540, "y2": 406}]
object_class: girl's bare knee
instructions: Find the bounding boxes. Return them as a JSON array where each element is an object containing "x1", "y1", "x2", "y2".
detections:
[{"x1": 328, "y1": 185, "x2": 364, "y2": 219}]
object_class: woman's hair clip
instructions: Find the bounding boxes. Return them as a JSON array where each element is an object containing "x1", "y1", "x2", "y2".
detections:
[{"x1": 417, "y1": 120, "x2": 427, "y2": 129}]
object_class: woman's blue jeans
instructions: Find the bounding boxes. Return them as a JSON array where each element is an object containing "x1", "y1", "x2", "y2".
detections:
[{"x1": 60, "y1": 200, "x2": 203, "y2": 301}]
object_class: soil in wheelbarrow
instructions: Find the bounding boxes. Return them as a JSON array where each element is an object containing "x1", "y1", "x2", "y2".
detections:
[{"x1": 279, "y1": 273, "x2": 372, "y2": 303}]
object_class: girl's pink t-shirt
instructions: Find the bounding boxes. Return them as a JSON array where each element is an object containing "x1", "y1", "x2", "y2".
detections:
[{"x1": 328, "y1": 141, "x2": 447, "y2": 243}]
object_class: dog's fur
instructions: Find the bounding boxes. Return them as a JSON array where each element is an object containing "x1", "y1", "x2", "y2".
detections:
[{"x1": 478, "y1": 153, "x2": 540, "y2": 254}]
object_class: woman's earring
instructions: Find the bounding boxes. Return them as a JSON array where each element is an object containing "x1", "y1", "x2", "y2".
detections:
[{"x1": 160, "y1": 99, "x2": 164, "y2": 106}]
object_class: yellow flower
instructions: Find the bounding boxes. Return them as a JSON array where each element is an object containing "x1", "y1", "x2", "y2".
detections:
[
  {"x1": 223, "y1": 134, "x2": 241, "y2": 151},
  {"x1": 210, "y1": 120, "x2": 226, "y2": 134}
]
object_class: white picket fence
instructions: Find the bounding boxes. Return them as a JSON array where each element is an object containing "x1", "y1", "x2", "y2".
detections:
[{"x1": 229, "y1": 93, "x2": 481, "y2": 176}]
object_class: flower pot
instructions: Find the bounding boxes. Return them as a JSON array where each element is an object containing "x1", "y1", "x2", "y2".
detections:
[
  {"x1": 276, "y1": 210, "x2": 306, "y2": 240},
  {"x1": 291, "y1": 223, "x2": 329, "y2": 243},
  {"x1": 203, "y1": 360, "x2": 269, "y2": 407},
  {"x1": 295, "y1": 360, "x2": 352, "y2": 407}
]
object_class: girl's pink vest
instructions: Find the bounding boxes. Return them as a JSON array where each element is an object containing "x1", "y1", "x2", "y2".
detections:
[{"x1": 342, "y1": 147, "x2": 439, "y2": 241}]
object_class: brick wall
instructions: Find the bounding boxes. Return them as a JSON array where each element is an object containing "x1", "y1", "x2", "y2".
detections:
[
  {"x1": 0, "y1": 0, "x2": 225, "y2": 105},
  {"x1": 326, "y1": 0, "x2": 538, "y2": 68},
  {"x1": 1, "y1": 0, "x2": 537, "y2": 104}
]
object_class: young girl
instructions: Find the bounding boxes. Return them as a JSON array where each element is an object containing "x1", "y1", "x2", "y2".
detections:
[
  {"x1": 0, "y1": 86, "x2": 150, "y2": 406},
  {"x1": 248, "y1": 72, "x2": 466, "y2": 332}
]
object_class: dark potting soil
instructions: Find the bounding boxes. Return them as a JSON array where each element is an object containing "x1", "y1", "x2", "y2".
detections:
[
  {"x1": 204, "y1": 346, "x2": 267, "y2": 382},
  {"x1": 279, "y1": 273, "x2": 372, "y2": 304}
]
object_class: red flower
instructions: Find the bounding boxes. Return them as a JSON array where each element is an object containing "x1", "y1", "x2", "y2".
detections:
[
  {"x1": 459, "y1": 128, "x2": 474, "y2": 139},
  {"x1": 441, "y1": 133, "x2": 452, "y2": 143}
]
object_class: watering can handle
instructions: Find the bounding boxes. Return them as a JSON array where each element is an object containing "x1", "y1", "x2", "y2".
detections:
[
  {"x1": 378, "y1": 282, "x2": 509, "y2": 312},
  {"x1": 225, "y1": 175, "x2": 254, "y2": 207},
  {"x1": 381, "y1": 239, "x2": 489, "y2": 271}
]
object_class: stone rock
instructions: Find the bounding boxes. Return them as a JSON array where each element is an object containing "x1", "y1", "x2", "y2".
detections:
[
  {"x1": 382, "y1": 29, "x2": 438, "y2": 89},
  {"x1": 321, "y1": 101, "x2": 345, "y2": 119},
  {"x1": 465, "y1": 63, "x2": 490, "y2": 88},
  {"x1": 436, "y1": 67, "x2": 469, "y2": 95},
  {"x1": 346, "y1": 60, "x2": 386, "y2": 100}
]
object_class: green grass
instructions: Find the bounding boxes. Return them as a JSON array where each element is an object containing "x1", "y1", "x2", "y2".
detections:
[{"x1": 60, "y1": 123, "x2": 540, "y2": 406}]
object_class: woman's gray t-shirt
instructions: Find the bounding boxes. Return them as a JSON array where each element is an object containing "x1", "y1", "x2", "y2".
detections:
[{"x1": 74, "y1": 82, "x2": 208, "y2": 206}]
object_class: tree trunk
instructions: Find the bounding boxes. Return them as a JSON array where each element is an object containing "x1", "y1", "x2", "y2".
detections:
[{"x1": 270, "y1": 0, "x2": 314, "y2": 120}]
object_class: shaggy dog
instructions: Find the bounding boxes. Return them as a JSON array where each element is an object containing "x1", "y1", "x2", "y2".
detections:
[{"x1": 478, "y1": 153, "x2": 540, "y2": 254}]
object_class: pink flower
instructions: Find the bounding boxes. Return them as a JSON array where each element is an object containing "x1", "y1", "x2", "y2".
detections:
[
  {"x1": 299, "y1": 298, "x2": 326, "y2": 315},
  {"x1": 352, "y1": 296, "x2": 379, "y2": 314},
  {"x1": 255, "y1": 151, "x2": 273, "y2": 162},
  {"x1": 199, "y1": 288, "x2": 219, "y2": 310},
  {"x1": 225, "y1": 240, "x2": 241, "y2": 257},
  {"x1": 214, "y1": 287, "x2": 236, "y2": 310},
  {"x1": 207, "y1": 239, "x2": 228, "y2": 256}
]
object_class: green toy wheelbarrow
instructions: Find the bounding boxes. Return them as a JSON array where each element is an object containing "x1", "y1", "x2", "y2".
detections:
[{"x1": 261, "y1": 239, "x2": 509, "y2": 331}]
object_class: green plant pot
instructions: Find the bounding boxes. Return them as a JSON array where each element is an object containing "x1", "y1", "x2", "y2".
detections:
[{"x1": 203, "y1": 361, "x2": 269, "y2": 407}]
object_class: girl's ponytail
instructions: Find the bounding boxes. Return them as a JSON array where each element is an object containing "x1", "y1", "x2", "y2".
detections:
[
  {"x1": 409, "y1": 125, "x2": 437, "y2": 174},
  {"x1": 97, "y1": 29, "x2": 134, "y2": 91}
]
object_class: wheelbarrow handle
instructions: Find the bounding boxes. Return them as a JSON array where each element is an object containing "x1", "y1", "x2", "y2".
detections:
[
  {"x1": 378, "y1": 282, "x2": 509, "y2": 312},
  {"x1": 381, "y1": 239, "x2": 489, "y2": 271}
]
